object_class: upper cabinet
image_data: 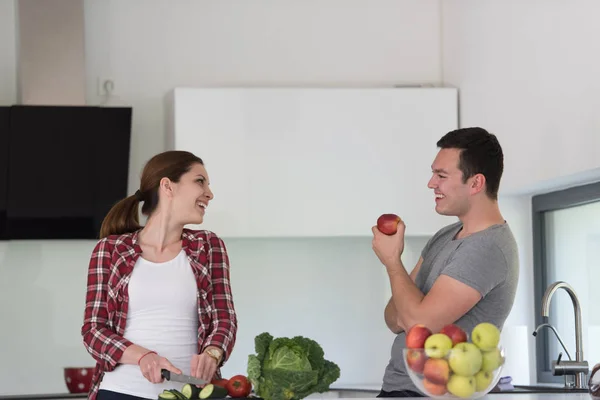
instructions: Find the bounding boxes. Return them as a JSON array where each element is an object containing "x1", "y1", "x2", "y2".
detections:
[{"x1": 166, "y1": 87, "x2": 459, "y2": 238}]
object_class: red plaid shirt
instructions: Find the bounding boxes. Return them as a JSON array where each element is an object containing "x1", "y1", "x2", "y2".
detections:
[{"x1": 81, "y1": 228, "x2": 237, "y2": 400}]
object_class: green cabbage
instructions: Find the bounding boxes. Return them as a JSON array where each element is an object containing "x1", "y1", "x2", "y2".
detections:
[{"x1": 247, "y1": 332, "x2": 341, "y2": 400}]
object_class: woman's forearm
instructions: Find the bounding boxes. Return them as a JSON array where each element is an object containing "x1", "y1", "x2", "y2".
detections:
[{"x1": 120, "y1": 343, "x2": 154, "y2": 365}]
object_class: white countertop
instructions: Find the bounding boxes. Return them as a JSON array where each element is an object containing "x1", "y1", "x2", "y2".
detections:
[
  {"x1": 335, "y1": 396, "x2": 591, "y2": 399},
  {"x1": 0, "y1": 390, "x2": 592, "y2": 400}
]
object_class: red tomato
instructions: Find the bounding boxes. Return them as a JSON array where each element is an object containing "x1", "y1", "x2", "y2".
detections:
[{"x1": 226, "y1": 375, "x2": 252, "y2": 398}]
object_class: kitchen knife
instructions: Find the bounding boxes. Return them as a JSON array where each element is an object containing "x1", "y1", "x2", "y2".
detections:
[{"x1": 161, "y1": 369, "x2": 209, "y2": 386}]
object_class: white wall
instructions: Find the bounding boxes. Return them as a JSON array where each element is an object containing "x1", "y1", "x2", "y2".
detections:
[
  {"x1": 0, "y1": 0, "x2": 16, "y2": 105},
  {"x1": 0, "y1": 240, "x2": 96, "y2": 395},
  {"x1": 2, "y1": 0, "x2": 599, "y2": 394},
  {"x1": 17, "y1": 0, "x2": 86, "y2": 105},
  {"x1": 441, "y1": 0, "x2": 600, "y2": 195},
  {"x1": 441, "y1": 0, "x2": 600, "y2": 384},
  {"x1": 0, "y1": 1, "x2": 444, "y2": 395},
  {"x1": 0, "y1": 235, "x2": 429, "y2": 395},
  {"x1": 83, "y1": 0, "x2": 443, "y2": 194}
]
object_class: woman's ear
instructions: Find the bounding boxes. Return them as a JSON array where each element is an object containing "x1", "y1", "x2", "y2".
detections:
[{"x1": 159, "y1": 177, "x2": 174, "y2": 198}]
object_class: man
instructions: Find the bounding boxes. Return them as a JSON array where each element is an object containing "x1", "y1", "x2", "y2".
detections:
[{"x1": 372, "y1": 127, "x2": 519, "y2": 397}]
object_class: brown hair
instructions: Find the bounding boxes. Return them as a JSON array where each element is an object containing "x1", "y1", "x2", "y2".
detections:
[
  {"x1": 436, "y1": 127, "x2": 504, "y2": 200},
  {"x1": 99, "y1": 150, "x2": 204, "y2": 239}
]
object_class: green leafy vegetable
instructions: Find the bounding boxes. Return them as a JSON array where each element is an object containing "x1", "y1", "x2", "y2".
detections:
[{"x1": 247, "y1": 332, "x2": 341, "y2": 400}]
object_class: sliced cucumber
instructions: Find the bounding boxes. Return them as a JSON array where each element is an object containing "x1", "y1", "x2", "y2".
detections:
[
  {"x1": 199, "y1": 384, "x2": 228, "y2": 399},
  {"x1": 181, "y1": 383, "x2": 201, "y2": 399},
  {"x1": 167, "y1": 389, "x2": 188, "y2": 400},
  {"x1": 158, "y1": 390, "x2": 179, "y2": 400}
]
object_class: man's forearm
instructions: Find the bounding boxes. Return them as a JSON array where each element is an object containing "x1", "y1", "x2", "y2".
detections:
[{"x1": 388, "y1": 260, "x2": 425, "y2": 330}]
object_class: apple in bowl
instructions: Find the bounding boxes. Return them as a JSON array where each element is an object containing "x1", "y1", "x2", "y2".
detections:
[{"x1": 403, "y1": 322, "x2": 505, "y2": 399}]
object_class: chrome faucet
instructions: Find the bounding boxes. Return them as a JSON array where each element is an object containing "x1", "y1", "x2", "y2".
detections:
[
  {"x1": 538, "y1": 281, "x2": 588, "y2": 389},
  {"x1": 533, "y1": 323, "x2": 572, "y2": 360}
]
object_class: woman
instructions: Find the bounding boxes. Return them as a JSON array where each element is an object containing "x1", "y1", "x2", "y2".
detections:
[{"x1": 81, "y1": 151, "x2": 237, "y2": 400}]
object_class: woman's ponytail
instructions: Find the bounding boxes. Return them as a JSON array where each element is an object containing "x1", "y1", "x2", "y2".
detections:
[{"x1": 98, "y1": 194, "x2": 142, "y2": 239}]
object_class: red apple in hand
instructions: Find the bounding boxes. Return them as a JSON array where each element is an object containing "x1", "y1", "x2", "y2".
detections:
[
  {"x1": 406, "y1": 349, "x2": 427, "y2": 374},
  {"x1": 406, "y1": 324, "x2": 433, "y2": 349},
  {"x1": 377, "y1": 214, "x2": 401, "y2": 235},
  {"x1": 440, "y1": 324, "x2": 468, "y2": 346}
]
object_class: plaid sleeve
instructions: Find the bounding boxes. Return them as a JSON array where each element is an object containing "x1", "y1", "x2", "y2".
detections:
[
  {"x1": 81, "y1": 238, "x2": 133, "y2": 371},
  {"x1": 202, "y1": 234, "x2": 238, "y2": 364}
]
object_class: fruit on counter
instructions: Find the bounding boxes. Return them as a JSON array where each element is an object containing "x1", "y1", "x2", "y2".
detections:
[
  {"x1": 423, "y1": 378, "x2": 448, "y2": 396},
  {"x1": 403, "y1": 321, "x2": 506, "y2": 398},
  {"x1": 470, "y1": 322, "x2": 500, "y2": 351},
  {"x1": 423, "y1": 358, "x2": 450, "y2": 385},
  {"x1": 448, "y1": 343, "x2": 482, "y2": 377},
  {"x1": 446, "y1": 374, "x2": 476, "y2": 398},
  {"x1": 226, "y1": 375, "x2": 252, "y2": 398},
  {"x1": 424, "y1": 333, "x2": 453, "y2": 359},
  {"x1": 406, "y1": 324, "x2": 433, "y2": 349},
  {"x1": 199, "y1": 383, "x2": 229, "y2": 399},
  {"x1": 247, "y1": 332, "x2": 341, "y2": 400},
  {"x1": 480, "y1": 347, "x2": 503, "y2": 372},
  {"x1": 376, "y1": 213, "x2": 401, "y2": 235},
  {"x1": 440, "y1": 324, "x2": 468, "y2": 347},
  {"x1": 406, "y1": 349, "x2": 427, "y2": 373},
  {"x1": 474, "y1": 370, "x2": 494, "y2": 392}
]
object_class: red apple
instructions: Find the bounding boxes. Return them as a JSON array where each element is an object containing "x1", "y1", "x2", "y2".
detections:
[
  {"x1": 406, "y1": 349, "x2": 427, "y2": 374},
  {"x1": 423, "y1": 358, "x2": 450, "y2": 386},
  {"x1": 440, "y1": 324, "x2": 468, "y2": 346},
  {"x1": 377, "y1": 214, "x2": 401, "y2": 235},
  {"x1": 423, "y1": 378, "x2": 448, "y2": 396},
  {"x1": 406, "y1": 324, "x2": 433, "y2": 349}
]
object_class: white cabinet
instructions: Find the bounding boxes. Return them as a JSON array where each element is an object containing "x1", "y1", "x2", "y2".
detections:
[{"x1": 166, "y1": 87, "x2": 458, "y2": 238}]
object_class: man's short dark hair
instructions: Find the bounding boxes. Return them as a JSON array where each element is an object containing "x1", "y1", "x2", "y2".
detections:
[{"x1": 436, "y1": 127, "x2": 504, "y2": 200}]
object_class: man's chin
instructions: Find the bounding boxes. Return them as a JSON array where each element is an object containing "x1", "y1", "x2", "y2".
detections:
[{"x1": 435, "y1": 206, "x2": 453, "y2": 217}]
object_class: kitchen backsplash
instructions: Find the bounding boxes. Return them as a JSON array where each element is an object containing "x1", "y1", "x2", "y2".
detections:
[{"x1": 0, "y1": 235, "x2": 428, "y2": 395}]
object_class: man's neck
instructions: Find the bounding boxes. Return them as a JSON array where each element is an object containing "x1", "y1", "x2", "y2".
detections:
[{"x1": 458, "y1": 201, "x2": 505, "y2": 237}]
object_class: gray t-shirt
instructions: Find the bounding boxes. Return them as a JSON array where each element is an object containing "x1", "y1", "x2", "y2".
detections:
[{"x1": 381, "y1": 220, "x2": 519, "y2": 394}]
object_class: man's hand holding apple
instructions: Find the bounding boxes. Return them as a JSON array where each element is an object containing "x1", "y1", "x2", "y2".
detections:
[{"x1": 372, "y1": 213, "x2": 406, "y2": 275}]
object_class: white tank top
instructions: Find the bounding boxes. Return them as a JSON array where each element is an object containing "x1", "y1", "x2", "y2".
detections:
[{"x1": 99, "y1": 250, "x2": 199, "y2": 399}]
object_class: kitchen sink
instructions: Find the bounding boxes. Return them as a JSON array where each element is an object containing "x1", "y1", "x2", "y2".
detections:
[{"x1": 490, "y1": 384, "x2": 589, "y2": 394}]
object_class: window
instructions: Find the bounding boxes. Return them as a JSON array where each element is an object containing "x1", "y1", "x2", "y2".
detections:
[{"x1": 532, "y1": 181, "x2": 600, "y2": 384}]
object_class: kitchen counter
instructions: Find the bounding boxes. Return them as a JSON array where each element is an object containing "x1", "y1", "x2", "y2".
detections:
[
  {"x1": 0, "y1": 394, "x2": 85, "y2": 400},
  {"x1": 0, "y1": 397, "x2": 593, "y2": 400},
  {"x1": 354, "y1": 396, "x2": 591, "y2": 399},
  {"x1": 0, "y1": 390, "x2": 592, "y2": 400}
]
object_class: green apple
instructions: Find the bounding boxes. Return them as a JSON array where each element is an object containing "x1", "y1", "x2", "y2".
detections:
[
  {"x1": 471, "y1": 322, "x2": 501, "y2": 351},
  {"x1": 475, "y1": 370, "x2": 494, "y2": 392},
  {"x1": 424, "y1": 333, "x2": 453, "y2": 358},
  {"x1": 447, "y1": 374, "x2": 476, "y2": 398},
  {"x1": 481, "y1": 348, "x2": 504, "y2": 372},
  {"x1": 448, "y1": 342, "x2": 483, "y2": 377}
]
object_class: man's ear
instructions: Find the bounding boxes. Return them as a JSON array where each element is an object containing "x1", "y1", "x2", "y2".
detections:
[{"x1": 470, "y1": 173, "x2": 486, "y2": 195}]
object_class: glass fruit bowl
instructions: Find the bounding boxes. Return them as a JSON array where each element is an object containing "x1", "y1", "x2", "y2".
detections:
[{"x1": 402, "y1": 345, "x2": 505, "y2": 399}]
